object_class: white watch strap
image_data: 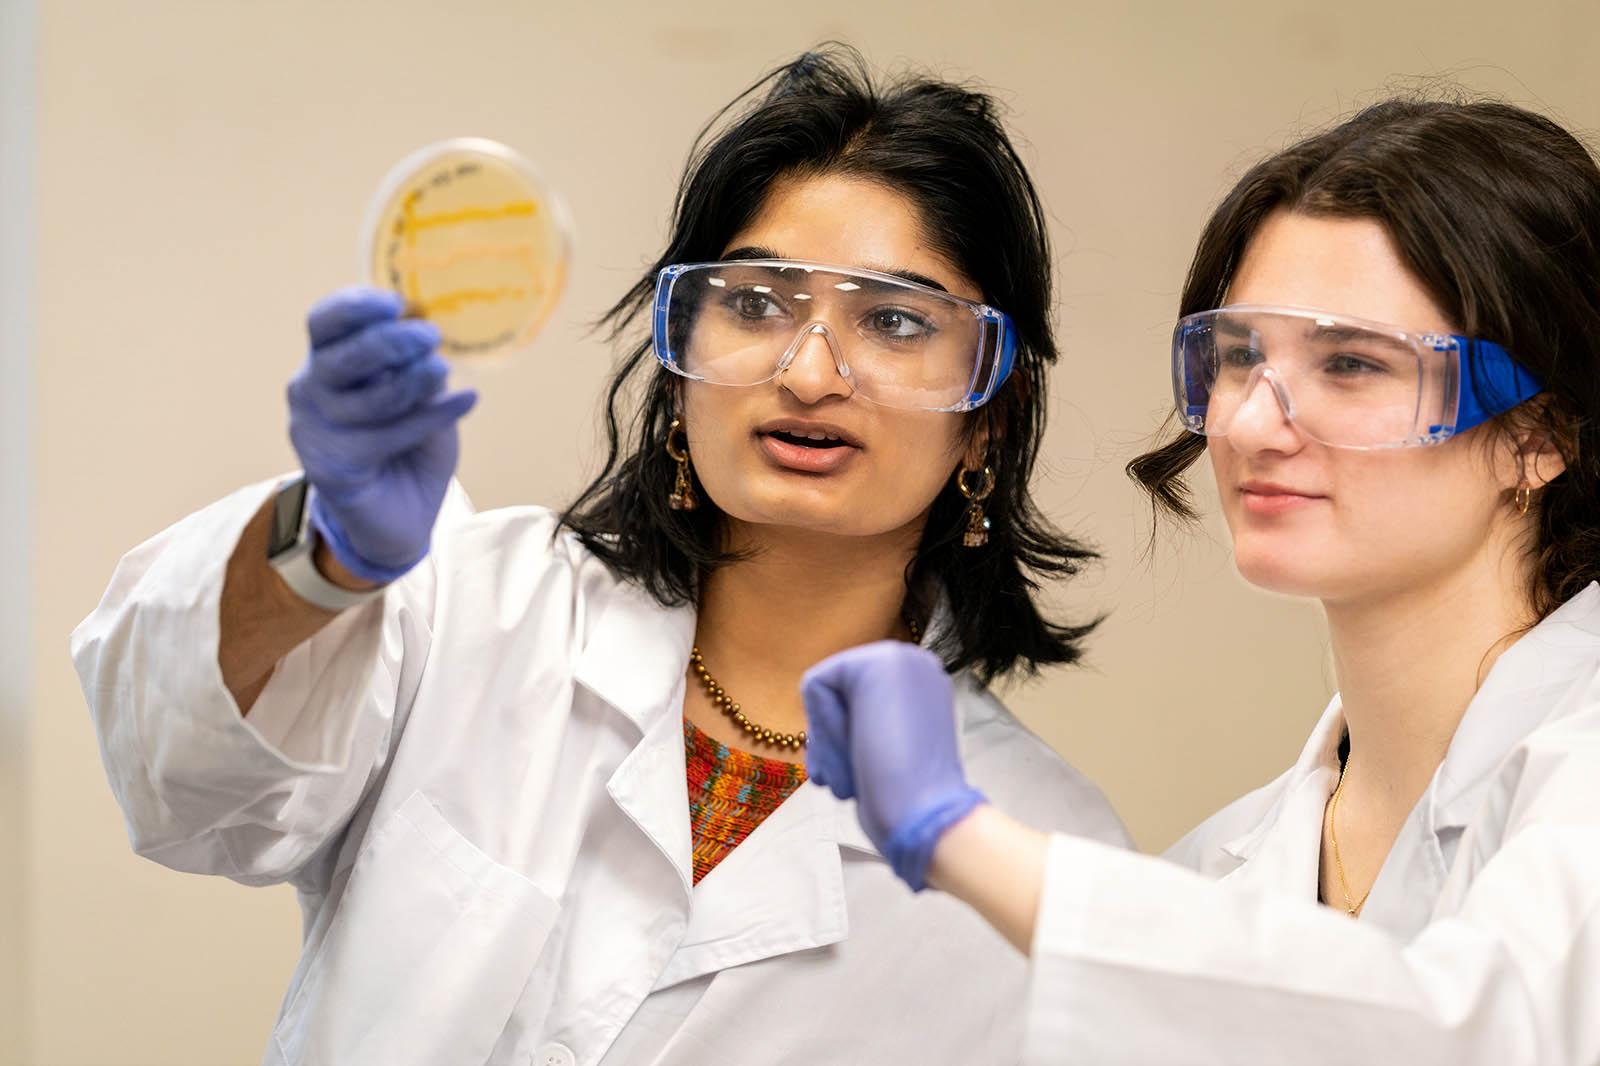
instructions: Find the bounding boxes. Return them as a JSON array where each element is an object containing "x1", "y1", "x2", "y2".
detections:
[
  {"x1": 272, "y1": 532, "x2": 386, "y2": 612},
  {"x1": 266, "y1": 480, "x2": 386, "y2": 613}
]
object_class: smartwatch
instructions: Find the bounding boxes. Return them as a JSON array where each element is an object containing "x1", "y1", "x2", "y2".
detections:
[{"x1": 266, "y1": 477, "x2": 386, "y2": 612}]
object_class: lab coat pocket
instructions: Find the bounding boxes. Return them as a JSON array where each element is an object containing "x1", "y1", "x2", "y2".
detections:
[{"x1": 273, "y1": 789, "x2": 558, "y2": 1066}]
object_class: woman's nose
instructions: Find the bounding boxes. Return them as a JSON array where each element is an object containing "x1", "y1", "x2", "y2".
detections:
[
  {"x1": 1223, "y1": 367, "x2": 1303, "y2": 454},
  {"x1": 778, "y1": 324, "x2": 854, "y2": 404}
]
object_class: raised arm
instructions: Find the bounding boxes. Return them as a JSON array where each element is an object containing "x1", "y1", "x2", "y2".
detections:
[{"x1": 220, "y1": 287, "x2": 474, "y2": 710}]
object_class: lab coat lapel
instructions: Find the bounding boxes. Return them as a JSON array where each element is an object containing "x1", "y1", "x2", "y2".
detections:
[
  {"x1": 1412, "y1": 584, "x2": 1600, "y2": 926},
  {"x1": 1344, "y1": 588, "x2": 1600, "y2": 935},
  {"x1": 1352, "y1": 803, "x2": 1444, "y2": 936},
  {"x1": 1210, "y1": 587, "x2": 1600, "y2": 927},
  {"x1": 652, "y1": 781, "x2": 853, "y2": 991},
  {"x1": 645, "y1": 595, "x2": 945, "y2": 989},
  {"x1": 1218, "y1": 698, "x2": 1344, "y2": 899},
  {"x1": 573, "y1": 583, "x2": 698, "y2": 900},
  {"x1": 1430, "y1": 583, "x2": 1600, "y2": 836}
]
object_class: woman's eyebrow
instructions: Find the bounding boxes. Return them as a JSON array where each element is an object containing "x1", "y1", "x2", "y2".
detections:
[
  {"x1": 1307, "y1": 323, "x2": 1415, "y2": 352},
  {"x1": 722, "y1": 244, "x2": 783, "y2": 262},
  {"x1": 878, "y1": 267, "x2": 950, "y2": 293},
  {"x1": 719, "y1": 245, "x2": 952, "y2": 294}
]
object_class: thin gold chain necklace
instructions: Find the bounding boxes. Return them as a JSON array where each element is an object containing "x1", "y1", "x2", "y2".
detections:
[
  {"x1": 689, "y1": 616, "x2": 922, "y2": 752},
  {"x1": 1326, "y1": 764, "x2": 1371, "y2": 917}
]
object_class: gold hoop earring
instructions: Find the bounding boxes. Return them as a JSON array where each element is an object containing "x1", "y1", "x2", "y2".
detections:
[
  {"x1": 957, "y1": 465, "x2": 995, "y2": 548},
  {"x1": 1515, "y1": 482, "x2": 1532, "y2": 517},
  {"x1": 666, "y1": 418, "x2": 698, "y2": 511}
]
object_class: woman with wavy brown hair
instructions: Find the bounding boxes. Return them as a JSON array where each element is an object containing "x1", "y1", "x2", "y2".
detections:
[{"x1": 806, "y1": 98, "x2": 1600, "y2": 1064}]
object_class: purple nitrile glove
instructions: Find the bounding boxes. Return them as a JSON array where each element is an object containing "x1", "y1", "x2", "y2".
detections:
[
  {"x1": 801, "y1": 641, "x2": 986, "y2": 891},
  {"x1": 286, "y1": 286, "x2": 478, "y2": 584}
]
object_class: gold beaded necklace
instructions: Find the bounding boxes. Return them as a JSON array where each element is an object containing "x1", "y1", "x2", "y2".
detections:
[{"x1": 689, "y1": 615, "x2": 923, "y2": 752}]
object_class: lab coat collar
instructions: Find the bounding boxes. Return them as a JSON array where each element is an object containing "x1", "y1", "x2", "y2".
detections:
[
  {"x1": 575, "y1": 581, "x2": 699, "y2": 900},
  {"x1": 573, "y1": 579, "x2": 697, "y2": 737},
  {"x1": 829, "y1": 792, "x2": 881, "y2": 856},
  {"x1": 1218, "y1": 582, "x2": 1600, "y2": 866},
  {"x1": 1215, "y1": 698, "x2": 1343, "y2": 903},
  {"x1": 652, "y1": 780, "x2": 855, "y2": 991},
  {"x1": 593, "y1": 580, "x2": 957, "y2": 990},
  {"x1": 646, "y1": 632, "x2": 965, "y2": 990},
  {"x1": 647, "y1": 658, "x2": 935, "y2": 991},
  {"x1": 1430, "y1": 581, "x2": 1600, "y2": 832},
  {"x1": 572, "y1": 572, "x2": 945, "y2": 739}
]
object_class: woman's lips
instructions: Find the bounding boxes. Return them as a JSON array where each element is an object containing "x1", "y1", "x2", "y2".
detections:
[
  {"x1": 1239, "y1": 483, "x2": 1326, "y2": 516},
  {"x1": 758, "y1": 431, "x2": 860, "y2": 474}
]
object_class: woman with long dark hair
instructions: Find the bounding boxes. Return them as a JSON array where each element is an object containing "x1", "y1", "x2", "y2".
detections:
[
  {"x1": 72, "y1": 47, "x2": 1126, "y2": 1064},
  {"x1": 805, "y1": 98, "x2": 1600, "y2": 1063}
]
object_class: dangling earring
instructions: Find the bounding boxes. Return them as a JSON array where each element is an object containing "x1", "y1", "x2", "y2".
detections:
[
  {"x1": 666, "y1": 418, "x2": 698, "y2": 511},
  {"x1": 1515, "y1": 482, "x2": 1532, "y2": 517},
  {"x1": 958, "y1": 465, "x2": 995, "y2": 548}
]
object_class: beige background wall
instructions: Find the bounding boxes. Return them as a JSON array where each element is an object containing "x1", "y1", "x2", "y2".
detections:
[
  {"x1": 3, "y1": 0, "x2": 37, "y2": 1063},
  {"x1": 17, "y1": 0, "x2": 1600, "y2": 1062}
]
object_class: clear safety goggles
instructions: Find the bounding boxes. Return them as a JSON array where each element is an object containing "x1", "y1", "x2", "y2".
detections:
[
  {"x1": 651, "y1": 259, "x2": 1017, "y2": 412},
  {"x1": 1172, "y1": 305, "x2": 1543, "y2": 450}
]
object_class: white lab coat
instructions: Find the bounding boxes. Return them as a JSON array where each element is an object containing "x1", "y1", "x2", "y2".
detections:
[
  {"x1": 72, "y1": 478, "x2": 1129, "y2": 1066},
  {"x1": 1025, "y1": 583, "x2": 1600, "y2": 1065}
]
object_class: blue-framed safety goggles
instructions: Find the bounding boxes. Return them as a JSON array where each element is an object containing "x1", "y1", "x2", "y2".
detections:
[{"x1": 1173, "y1": 305, "x2": 1543, "y2": 449}]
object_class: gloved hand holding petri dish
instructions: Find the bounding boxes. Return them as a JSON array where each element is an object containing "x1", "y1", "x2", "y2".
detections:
[{"x1": 360, "y1": 138, "x2": 574, "y2": 360}]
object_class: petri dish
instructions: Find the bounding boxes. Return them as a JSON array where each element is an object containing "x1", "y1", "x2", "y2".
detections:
[{"x1": 360, "y1": 138, "x2": 574, "y2": 359}]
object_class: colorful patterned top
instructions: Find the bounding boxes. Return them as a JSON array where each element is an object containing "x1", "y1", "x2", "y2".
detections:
[{"x1": 684, "y1": 717, "x2": 808, "y2": 884}]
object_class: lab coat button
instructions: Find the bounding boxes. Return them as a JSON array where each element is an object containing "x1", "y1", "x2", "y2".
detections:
[{"x1": 535, "y1": 1043, "x2": 576, "y2": 1066}]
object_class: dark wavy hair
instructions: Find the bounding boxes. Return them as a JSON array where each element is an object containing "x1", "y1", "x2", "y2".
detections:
[
  {"x1": 1128, "y1": 98, "x2": 1600, "y2": 620},
  {"x1": 560, "y1": 45, "x2": 1097, "y2": 681}
]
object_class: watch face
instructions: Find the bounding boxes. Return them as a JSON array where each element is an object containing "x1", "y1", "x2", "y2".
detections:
[{"x1": 268, "y1": 479, "x2": 310, "y2": 558}]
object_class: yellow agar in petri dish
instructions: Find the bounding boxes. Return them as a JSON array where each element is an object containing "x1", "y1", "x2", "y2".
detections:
[{"x1": 361, "y1": 138, "x2": 573, "y2": 359}]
